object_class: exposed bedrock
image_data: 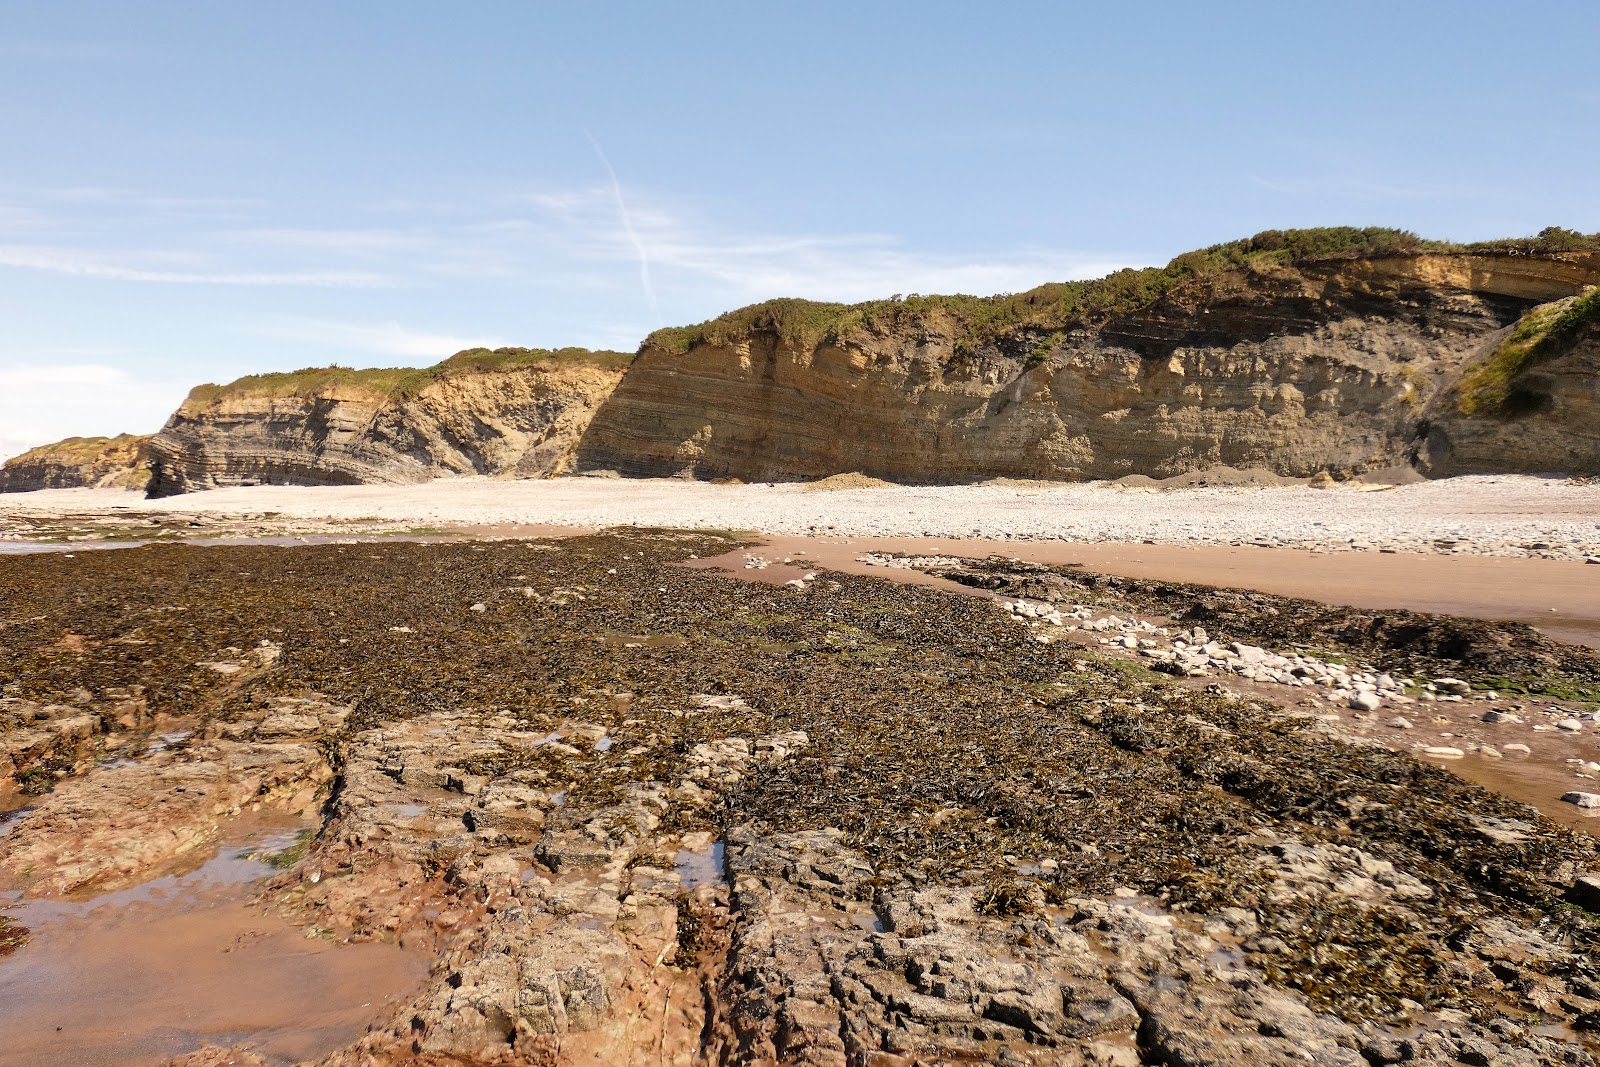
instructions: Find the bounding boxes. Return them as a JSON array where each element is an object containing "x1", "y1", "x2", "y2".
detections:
[
  {"x1": 146, "y1": 349, "x2": 629, "y2": 496},
  {"x1": 576, "y1": 252, "x2": 1600, "y2": 481},
  {"x1": 1423, "y1": 288, "x2": 1600, "y2": 476},
  {"x1": 0, "y1": 433, "x2": 152, "y2": 493}
]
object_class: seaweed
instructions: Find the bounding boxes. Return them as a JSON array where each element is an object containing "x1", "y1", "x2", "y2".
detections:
[{"x1": 2, "y1": 531, "x2": 1597, "y2": 1022}]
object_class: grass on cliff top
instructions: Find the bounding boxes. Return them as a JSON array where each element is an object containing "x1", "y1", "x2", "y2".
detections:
[
  {"x1": 646, "y1": 225, "x2": 1600, "y2": 356},
  {"x1": 1455, "y1": 286, "x2": 1600, "y2": 416},
  {"x1": 184, "y1": 346, "x2": 634, "y2": 407},
  {"x1": 3, "y1": 433, "x2": 149, "y2": 467}
]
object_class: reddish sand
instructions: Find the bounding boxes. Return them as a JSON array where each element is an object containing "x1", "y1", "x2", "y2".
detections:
[
  {"x1": 691, "y1": 535, "x2": 1600, "y2": 650},
  {"x1": 0, "y1": 831, "x2": 427, "y2": 1067}
]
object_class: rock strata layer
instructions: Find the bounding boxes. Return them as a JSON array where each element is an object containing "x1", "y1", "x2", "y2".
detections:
[
  {"x1": 147, "y1": 347, "x2": 630, "y2": 496},
  {"x1": 1425, "y1": 288, "x2": 1600, "y2": 475},
  {"x1": 577, "y1": 249, "x2": 1600, "y2": 481},
  {"x1": 0, "y1": 433, "x2": 152, "y2": 493}
]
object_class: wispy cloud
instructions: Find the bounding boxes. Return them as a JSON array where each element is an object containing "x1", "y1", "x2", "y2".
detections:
[
  {"x1": 263, "y1": 318, "x2": 514, "y2": 360},
  {"x1": 0, "y1": 179, "x2": 1149, "y2": 323},
  {"x1": 0, "y1": 245, "x2": 392, "y2": 287},
  {"x1": 222, "y1": 227, "x2": 433, "y2": 252},
  {"x1": 501, "y1": 184, "x2": 1149, "y2": 303},
  {"x1": 584, "y1": 131, "x2": 662, "y2": 324},
  {"x1": 0, "y1": 363, "x2": 131, "y2": 387}
]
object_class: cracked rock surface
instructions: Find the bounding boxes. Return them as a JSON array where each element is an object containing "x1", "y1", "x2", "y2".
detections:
[{"x1": 2, "y1": 531, "x2": 1599, "y2": 1065}]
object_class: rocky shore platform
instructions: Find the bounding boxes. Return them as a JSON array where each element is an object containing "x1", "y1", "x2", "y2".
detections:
[{"x1": 3, "y1": 530, "x2": 1600, "y2": 1065}]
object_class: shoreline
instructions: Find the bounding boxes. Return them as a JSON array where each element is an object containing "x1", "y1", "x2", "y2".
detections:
[
  {"x1": 4, "y1": 474, "x2": 1598, "y2": 649},
  {"x1": 713, "y1": 535, "x2": 1600, "y2": 651},
  {"x1": 2, "y1": 472, "x2": 1599, "y2": 560}
]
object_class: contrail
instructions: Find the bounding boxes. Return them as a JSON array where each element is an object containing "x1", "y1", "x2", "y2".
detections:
[{"x1": 584, "y1": 130, "x2": 661, "y2": 325}]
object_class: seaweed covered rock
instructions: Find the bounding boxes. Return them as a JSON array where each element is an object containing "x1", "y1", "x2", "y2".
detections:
[{"x1": 3, "y1": 531, "x2": 1599, "y2": 1064}]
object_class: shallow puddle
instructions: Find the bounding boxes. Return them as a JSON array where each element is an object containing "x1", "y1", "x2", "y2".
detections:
[
  {"x1": 675, "y1": 838, "x2": 726, "y2": 889},
  {"x1": 1444, "y1": 750, "x2": 1600, "y2": 836},
  {"x1": 599, "y1": 631, "x2": 690, "y2": 650},
  {"x1": 0, "y1": 829, "x2": 428, "y2": 1067},
  {"x1": 0, "y1": 808, "x2": 29, "y2": 838}
]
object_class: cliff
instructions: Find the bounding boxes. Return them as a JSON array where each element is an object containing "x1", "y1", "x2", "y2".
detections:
[
  {"x1": 575, "y1": 228, "x2": 1600, "y2": 481},
  {"x1": 126, "y1": 228, "x2": 1600, "y2": 494},
  {"x1": 1422, "y1": 288, "x2": 1600, "y2": 475},
  {"x1": 147, "y1": 347, "x2": 630, "y2": 496},
  {"x1": 0, "y1": 434, "x2": 152, "y2": 493}
]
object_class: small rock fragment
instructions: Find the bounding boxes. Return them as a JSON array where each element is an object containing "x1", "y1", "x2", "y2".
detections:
[{"x1": 1349, "y1": 692, "x2": 1383, "y2": 713}]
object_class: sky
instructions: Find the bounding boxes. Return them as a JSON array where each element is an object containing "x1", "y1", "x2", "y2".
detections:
[{"x1": 2, "y1": 1, "x2": 1598, "y2": 458}]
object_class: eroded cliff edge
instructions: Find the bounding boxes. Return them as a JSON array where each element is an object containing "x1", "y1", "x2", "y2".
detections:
[
  {"x1": 576, "y1": 230, "x2": 1600, "y2": 482},
  {"x1": 0, "y1": 433, "x2": 152, "y2": 493},
  {"x1": 147, "y1": 347, "x2": 630, "y2": 496}
]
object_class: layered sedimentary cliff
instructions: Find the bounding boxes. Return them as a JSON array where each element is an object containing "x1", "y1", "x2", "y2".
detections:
[
  {"x1": 130, "y1": 230, "x2": 1600, "y2": 494},
  {"x1": 1424, "y1": 288, "x2": 1600, "y2": 476},
  {"x1": 147, "y1": 348, "x2": 630, "y2": 496},
  {"x1": 0, "y1": 433, "x2": 152, "y2": 493},
  {"x1": 576, "y1": 235, "x2": 1600, "y2": 481}
]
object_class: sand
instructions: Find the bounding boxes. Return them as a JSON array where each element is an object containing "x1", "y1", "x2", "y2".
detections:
[
  {"x1": 0, "y1": 828, "x2": 427, "y2": 1067},
  {"x1": 694, "y1": 536, "x2": 1600, "y2": 650},
  {"x1": 4, "y1": 474, "x2": 1599, "y2": 559}
]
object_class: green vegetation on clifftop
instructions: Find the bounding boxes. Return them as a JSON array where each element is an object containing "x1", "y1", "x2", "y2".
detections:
[
  {"x1": 3, "y1": 433, "x2": 147, "y2": 465},
  {"x1": 646, "y1": 226, "x2": 1600, "y2": 357},
  {"x1": 183, "y1": 346, "x2": 634, "y2": 408}
]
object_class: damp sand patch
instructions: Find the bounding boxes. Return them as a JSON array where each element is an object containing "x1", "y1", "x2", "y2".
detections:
[{"x1": 0, "y1": 828, "x2": 428, "y2": 1067}]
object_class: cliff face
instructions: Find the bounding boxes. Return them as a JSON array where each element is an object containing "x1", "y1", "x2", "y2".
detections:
[
  {"x1": 576, "y1": 250, "x2": 1600, "y2": 481},
  {"x1": 0, "y1": 434, "x2": 152, "y2": 493},
  {"x1": 124, "y1": 231, "x2": 1600, "y2": 493},
  {"x1": 148, "y1": 349, "x2": 629, "y2": 496},
  {"x1": 1421, "y1": 289, "x2": 1600, "y2": 476}
]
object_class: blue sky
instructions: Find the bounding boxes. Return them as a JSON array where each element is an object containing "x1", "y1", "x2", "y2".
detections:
[{"x1": 2, "y1": 1, "x2": 1598, "y2": 457}]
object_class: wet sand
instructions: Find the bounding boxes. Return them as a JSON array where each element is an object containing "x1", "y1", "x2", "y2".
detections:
[
  {"x1": 1442, "y1": 743, "x2": 1600, "y2": 837},
  {"x1": 707, "y1": 535, "x2": 1600, "y2": 650},
  {"x1": 0, "y1": 830, "x2": 427, "y2": 1067},
  {"x1": 6, "y1": 513, "x2": 1597, "y2": 646}
]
